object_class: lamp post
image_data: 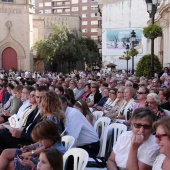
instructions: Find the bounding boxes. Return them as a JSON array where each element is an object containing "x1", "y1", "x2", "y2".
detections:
[
  {"x1": 126, "y1": 44, "x2": 130, "y2": 74},
  {"x1": 131, "y1": 30, "x2": 136, "y2": 75},
  {"x1": 145, "y1": 0, "x2": 161, "y2": 78}
]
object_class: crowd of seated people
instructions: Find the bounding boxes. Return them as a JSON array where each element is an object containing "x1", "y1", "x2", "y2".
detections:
[{"x1": 0, "y1": 69, "x2": 169, "y2": 169}]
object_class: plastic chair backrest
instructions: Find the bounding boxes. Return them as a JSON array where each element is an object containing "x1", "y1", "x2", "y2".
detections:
[
  {"x1": 92, "y1": 111, "x2": 104, "y2": 121},
  {"x1": 62, "y1": 135, "x2": 75, "y2": 151},
  {"x1": 99, "y1": 123, "x2": 127, "y2": 157},
  {"x1": 61, "y1": 127, "x2": 67, "y2": 137},
  {"x1": 163, "y1": 109, "x2": 170, "y2": 116},
  {"x1": 89, "y1": 107, "x2": 93, "y2": 112},
  {"x1": 94, "y1": 117, "x2": 111, "y2": 141},
  {"x1": 63, "y1": 148, "x2": 89, "y2": 170}
]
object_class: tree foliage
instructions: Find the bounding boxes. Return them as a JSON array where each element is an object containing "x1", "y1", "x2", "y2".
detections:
[
  {"x1": 125, "y1": 56, "x2": 131, "y2": 61},
  {"x1": 143, "y1": 24, "x2": 163, "y2": 38},
  {"x1": 136, "y1": 54, "x2": 162, "y2": 78},
  {"x1": 34, "y1": 24, "x2": 100, "y2": 69},
  {"x1": 128, "y1": 49, "x2": 138, "y2": 57}
]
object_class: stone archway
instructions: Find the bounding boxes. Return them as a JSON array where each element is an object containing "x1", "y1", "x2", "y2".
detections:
[{"x1": 2, "y1": 47, "x2": 17, "y2": 71}]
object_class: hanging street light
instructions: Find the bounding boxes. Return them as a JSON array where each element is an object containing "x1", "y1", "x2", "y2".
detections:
[
  {"x1": 131, "y1": 30, "x2": 136, "y2": 75},
  {"x1": 145, "y1": 0, "x2": 161, "y2": 78}
]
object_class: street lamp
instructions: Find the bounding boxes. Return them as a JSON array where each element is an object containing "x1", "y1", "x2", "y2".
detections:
[
  {"x1": 131, "y1": 30, "x2": 136, "y2": 74},
  {"x1": 126, "y1": 44, "x2": 130, "y2": 74},
  {"x1": 145, "y1": 0, "x2": 161, "y2": 78}
]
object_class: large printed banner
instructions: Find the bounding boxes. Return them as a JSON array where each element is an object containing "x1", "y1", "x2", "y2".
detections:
[{"x1": 106, "y1": 29, "x2": 142, "y2": 54}]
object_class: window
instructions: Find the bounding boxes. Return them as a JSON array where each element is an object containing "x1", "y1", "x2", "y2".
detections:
[
  {"x1": 82, "y1": 6, "x2": 87, "y2": 10},
  {"x1": 91, "y1": 36, "x2": 98, "y2": 40},
  {"x1": 2, "y1": 0, "x2": 13, "y2": 2},
  {"x1": 45, "y1": 2, "x2": 51, "y2": 6},
  {"x1": 45, "y1": 9, "x2": 51, "y2": 14},
  {"x1": 91, "y1": 13, "x2": 97, "y2": 17},
  {"x1": 91, "y1": 21, "x2": 98, "y2": 25},
  {"x1": 82, "y1": 21, "x2": 88, "y2": 25},
  {"x1": 57, "y1": 9, "x2": 62, "y2": 13},
  {"x1": 91, "y1": 28, "x2": 98, "y2": 32},
  {"x1": 72, "y1": 0, "x2": 78, "y2": 4},
  {"x1": 91, "y1": 6, "x2": 98, "y2": 10},
  {"x1": 39, "y1": 10, "x2": 43, "y2": 14},
  {"x1": 39, "y1": 3, "x2": 43, "y2": 7},
  {"x1": 82, "y1": 29, "x2": 88, "y2": 33},
  {"x1": 82, "y1": 14, "x2": 87, "y2": 18},
  {"x1": 72, "y1": 7, "x2": 79, "y2": 11},
  {"x1": 82, "y1": 0, "x2": 87, "y2": 2}
]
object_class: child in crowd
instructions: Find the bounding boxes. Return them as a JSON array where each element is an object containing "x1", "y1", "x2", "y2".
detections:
[
  {"x1": 37, "y1": 148, "x2": 63, "y2": 170},
  {"x1": 0, "y1": 120, "x2": 66, "y2": 170}
]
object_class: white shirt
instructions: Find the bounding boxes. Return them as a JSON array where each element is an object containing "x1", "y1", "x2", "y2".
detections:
[
  {"x1": 16, "y1": 100, "x2": 31, "y2": 119},
  {"x1": 65, "y1": 107, "x2": 99, "y2": 146},
  {"x1": 113, "y1": 131, "x2": 159, "y2": 169},
  {"x1": 152, "y1": 154, "x2": 166, "y2": 170}
]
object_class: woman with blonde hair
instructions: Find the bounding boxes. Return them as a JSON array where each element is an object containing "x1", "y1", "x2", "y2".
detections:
[
  {"x1": 40, "y1": 91, "x2": 65, "y2": 133},
  {"x1": 117, "y1": 87, "x2": 136, "y2": 120}
]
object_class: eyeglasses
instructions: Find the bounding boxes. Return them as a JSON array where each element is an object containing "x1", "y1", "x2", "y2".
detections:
[
  {"x1": 109, "y1": 91, "x2": 115, "y2": 94},
  {"x1": 117, "y1": 91, "x2": 123, "y2": 93},
  {"x1": 145, "y1": 101, "x2": 155, "y2": 105},
  {"x1": 136, "y1": 92, "x2": 146, "y2": 95},
  {"x1": 91, "y1": 86, "x2": 96, "y2": 88},
  {"x1": 133, "y1": 123, "x2": 152, "y2": 130},
  {"x1": 138, "y1": 84, "x2": 145, "y2": 86},
  {"x1": 155, "y1": 134, "x2": 167, "y2": 141}
]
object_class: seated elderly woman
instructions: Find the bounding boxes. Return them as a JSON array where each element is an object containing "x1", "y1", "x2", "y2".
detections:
[
  {"x1": 102, "y1": 88, "x2": 118, "y2": 114},
  {"x1": 105, "y1": 87, "x2": 125, "y2": 119},
  {"x1": 116, "y1": 87, "x2": 136, "y2": 120},
  {"x1": 152, "y1": 116, "x2": 170, "y2": 169},
  {"x1": 107, "y1": 108, "x2": 159, "y2": 170},
  {"x1": 146, "y1": 93, "x2": 166, "y2": 120}
]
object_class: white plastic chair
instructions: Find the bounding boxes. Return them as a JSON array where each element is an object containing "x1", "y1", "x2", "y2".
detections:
[
  {"x1": 62, "y1": 135, "x2": 75, "y2": 151},
  {"x1": 94, "y1": 117, "x2": 111, "y2": 142},
  {"x1": 63, "y1": 148, "x2": 89, "y2": 170},
  {"x1": 99, "y1": 123, "x2": 127, "y2": 157},
  {"x1": 61, "y1": 127, "x2": 67, "y2": 137},
  {"x1": 92, "y1": 111, "x2": 104, "y2": 122},
  {"x1": 163, "y1": 109, "x2": 170, "y2": 116},
  {"x1": 89, "y1": 107, "x2": 93, "y2": 112}
]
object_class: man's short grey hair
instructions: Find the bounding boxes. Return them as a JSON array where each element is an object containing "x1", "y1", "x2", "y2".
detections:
[{"x1": 147, "y1": 93, "x2": 161, "y2": 105}]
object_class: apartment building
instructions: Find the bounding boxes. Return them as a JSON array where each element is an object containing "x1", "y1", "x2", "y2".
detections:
[{"x1": 35, "y1": 0, "x2": 99, "y2": 42}]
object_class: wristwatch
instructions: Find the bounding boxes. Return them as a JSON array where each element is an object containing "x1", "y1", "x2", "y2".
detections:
[{"x1": 31, "y1": 150, "x2": 35, "y2": 155}]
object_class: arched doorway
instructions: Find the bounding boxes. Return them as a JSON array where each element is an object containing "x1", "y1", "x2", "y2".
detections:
[{"x1": 2, "y1": 47, "x2": 17, "y2": 71}]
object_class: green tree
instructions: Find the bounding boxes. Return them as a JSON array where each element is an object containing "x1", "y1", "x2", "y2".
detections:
[
  {"x1": 34, "y1": 24, "x2": 68, "y2": 62},
  {"x1": 34, "y1": 24, "x2": 100, "y2": 71},
  {"x1": 136, "y1": 54, "x2": 162, "y2": 78}
]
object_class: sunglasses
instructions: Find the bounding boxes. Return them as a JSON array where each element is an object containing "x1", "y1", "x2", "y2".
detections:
[
  {"x1": 155, "y1": 134, "x2": 167, "y2": 141},
  {"x1": 133, "y1": 123, "x2": 152, "y2": 130},
  {"x1": 136, "y1": 92, "x2": 146, "y2": 95},
  {"x1": 138, "y1": 84, "x2": 145, "y2": 86}
]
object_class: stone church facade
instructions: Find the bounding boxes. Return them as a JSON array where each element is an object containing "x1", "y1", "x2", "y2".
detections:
[{"x1": 0, "y1": 0, "x2": 80, "y2": 72}]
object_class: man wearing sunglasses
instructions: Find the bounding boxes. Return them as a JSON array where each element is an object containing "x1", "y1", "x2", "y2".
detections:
[{"x1": 107, "y1": 108, "x2": 159, "y2": 170}]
